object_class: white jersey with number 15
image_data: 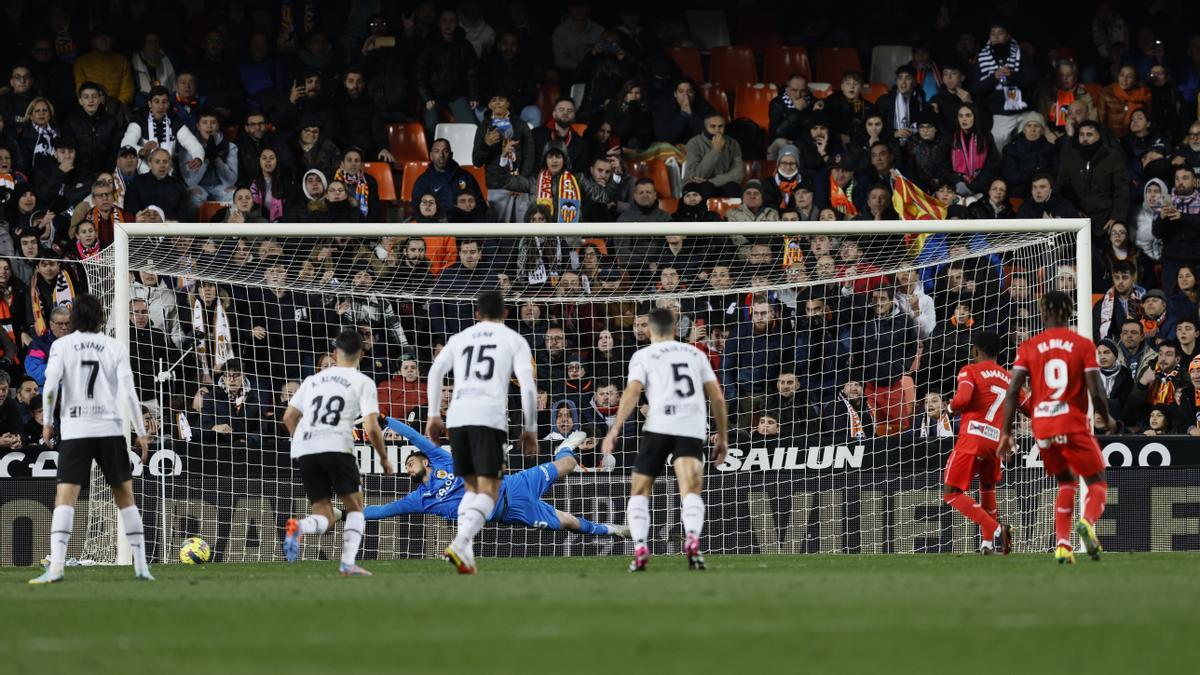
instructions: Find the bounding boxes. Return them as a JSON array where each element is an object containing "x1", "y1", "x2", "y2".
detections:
[{"x1": 627, "y1": 340, "x2": 717, "y2": 440}]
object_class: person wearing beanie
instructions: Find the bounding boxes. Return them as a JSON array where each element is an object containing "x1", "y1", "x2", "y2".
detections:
[
  {"x1": 726, "y1": 180, "x2": 781, "y2": 222},
  {"x1": 672, "y1": 183, "x2": 720, "y2": 222},
  {"x1": 761, "y1": 145, "x2": 804, "y2": 211},
  {"x1": 1096, "y1": 337, "x2": 1133, "y2": 425}
]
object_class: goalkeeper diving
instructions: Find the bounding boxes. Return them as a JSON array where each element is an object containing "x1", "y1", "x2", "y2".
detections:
[{"x1": 357, "y1": 418, "x2": 628, "y2": 537}]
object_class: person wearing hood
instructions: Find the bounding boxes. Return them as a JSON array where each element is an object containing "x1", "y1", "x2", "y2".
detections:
[
  {"x1": 416, "y1": 138, "x2": 483, "y2": 211},
  {"x1": 305, "y1": 178, "x2": 363, "y2": 223},
  {"x1": 672, "y1": 183, "x2": 720, "y2": 222},
  {"x1": 901, "y1": 109, "x2": 954, "y2": 193},
  {"x1": 814, "y1": 154, "x2": 868, "y2": 216},
  {"x1": 292, "y1": 118, "x2": 340, "y2": 183},
  {"x1": 682, "y1": 114, "x2": 744, "y2": 199},
  {"x1": 1000, "y1": 112, "x2": 1058, "y2": 199},
  {"x1": 281, "y1": 169, "x2": 327, "y2": 221},
  {"x1": 1154, "y1": 165, "x2": 1200, "y2": 294},
  {"x1": 1015, "y1": 172, "x2": 1079, "y2": 219},
  {"x1": 540, "y1": 398, "x2": 580, "y2": 455},
  {"x1": 1056, "y1": 120, "x2": 1129, "y2": 239},
  {"x1": 1134, "y1": 177, "x2": 1167, "y2": 261}
]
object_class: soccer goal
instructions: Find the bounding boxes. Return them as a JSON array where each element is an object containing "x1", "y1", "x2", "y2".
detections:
[{"x1": 76, "y1": 217, "x2": 1090, "y2": 564}]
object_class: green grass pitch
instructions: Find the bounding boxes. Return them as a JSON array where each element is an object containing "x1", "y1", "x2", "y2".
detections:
[{"x1": 2, "y1": 553, "x2": 1197, "y2": 675}]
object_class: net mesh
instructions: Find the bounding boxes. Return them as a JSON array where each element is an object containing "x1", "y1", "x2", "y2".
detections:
[{"x1": 78, "y1": 226, "x2": 1081, "y2": 562}]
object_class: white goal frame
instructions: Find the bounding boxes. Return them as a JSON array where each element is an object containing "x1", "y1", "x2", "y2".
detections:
[{"x1": 103, "y1": 218, "x2": 1091, "y2": 564}]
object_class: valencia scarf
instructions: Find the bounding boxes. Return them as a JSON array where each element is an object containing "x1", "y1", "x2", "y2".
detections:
[
  {"x1": 535, "y1": 170, "x2": 582, "y2": 223},
  {"x1": 843, "y1": 395, "x2": 865, "y2": 440},
  {"x1": 147, "y1": 111, "x2": 176, "y2": 151},
  {"x1": 775, "y1": 170, "x2": 800, "y2": 208},
  {"x1": 1098, "y1": 286, "x2": 1143, "y2": 339},
  {"x1": 74, "y1": 239, "x2": 100, "y2": 260},
  {"x1": 192, "y1": 296, "x2": 233, "y2": 380},
  {"x1": 31, "y1": 123, "x2": 57, "y2": 159},
  {"x1": 1149, "y1": 361, "x2": 1181, "y2": 405},
  {"x1": 88, "y1": 206, "x2": 124, "y2": 246},
  {"x1": 31, "y1": 272, "x2": 75, "y2": 335},
  {"x1": 828, "y1": 174, "x2": 858, "y2": 217},
  {"x1": 335, "y1": 169, "x2": 370, "y2": 218}
]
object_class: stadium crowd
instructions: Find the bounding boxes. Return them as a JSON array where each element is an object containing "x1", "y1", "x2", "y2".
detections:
[{"x1": 2, "y1": 1, "x2": 1200, "y2": 474}]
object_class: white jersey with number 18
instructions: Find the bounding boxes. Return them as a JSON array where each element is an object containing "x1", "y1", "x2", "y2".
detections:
[
  {"x1": 42, "y1": 331, "x2": 147, "y2": 441},
  {"x1": 289, "y1": 366, "x2": 379, "y2": 459},
  {"x1": 627, "y1": 340, "x2": 717, "y2": 440}
]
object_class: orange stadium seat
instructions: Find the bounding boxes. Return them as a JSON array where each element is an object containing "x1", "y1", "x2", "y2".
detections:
[
  {"x1": 537, "y1": 83, "x2": 561, "y2": 122},
  {"x1": 668, "y1": 47, "x2": 705, "y2": 83},
  {"x1": 815, "y1": 47, "x2": 863, "y2": 84},
  {"x1": 733, "y1": 83, "x2": 778, "y2": 130},
  {"x1": 630, "y1": 160, "x2": 676, "y2": 199},
  {"x1": 363, "y1": 162, "x2": 397, "y2": 202},
  {"x1": 658, "y1": 197, "x2": 679, "y2": 214},
  {"x1": 400, "y1": 161, "x2": 429, "y2": 202},
  {"x1": 764, "y1": 45, "x2": 812, "y2": 83},
  {"x1": 387, "y1": 122, "x2": 429, "y2": 163},
  {"x1": 462, "y1": 165, "x2": 488, "y2": 199},
  {"x1": 710, "y1": 46, "x2": 758, "y2": 91},
  {"x1": 199, "y1": 200, "x2": 225, "y2": 223},
  {"x1": 707, "y1": 197, "x2": 741, "y2": 218},
  {"x1": 863, "y1": 83, "x2": 890, "y2": 104},
  {"x1": 699, "y1": 83, "x2": 731, "y2": 120}
]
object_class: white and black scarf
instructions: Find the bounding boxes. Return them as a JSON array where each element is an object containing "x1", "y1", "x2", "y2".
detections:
[
  {"x1": 32, "y1": 123, "x2": 57, "y2": 158},
  {"x1": 145, "y1": 111, "x2": 177, "y2": 152},
  {"x1": 192, "y1": 296, "x2": 232, "y2": 380}
]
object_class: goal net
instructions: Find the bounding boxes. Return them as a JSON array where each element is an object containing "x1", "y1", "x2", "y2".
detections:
[{"x1": 75, "y1": 220, "x2": 1087, "y2": 563}]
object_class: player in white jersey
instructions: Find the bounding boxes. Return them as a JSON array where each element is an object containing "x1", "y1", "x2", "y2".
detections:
[
  {"x1": 283, "y1": 328, "x2": 394, "y2": 576},
  {"x1": 426, "y1": 290, "x2": 538, "y2": 574},
  {"x1": 30, "y1": 294, "x2": 153, "y2": 584},
  {"x1": 602, "y1": 307, "x2": 729, "y2": 571}
]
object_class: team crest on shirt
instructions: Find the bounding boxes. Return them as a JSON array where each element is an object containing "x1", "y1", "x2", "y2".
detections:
[{"x1": 435, "y1": 469, "x2": 448, "y2": 479}]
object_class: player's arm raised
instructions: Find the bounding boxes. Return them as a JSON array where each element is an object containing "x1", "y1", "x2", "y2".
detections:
[
  {"x1": 602, "y1": 380, "x2": 643, "y2": 456},
  {"x1": 997, "y1": 368, "x2": 1029, "y2": 462},
  {"x1": 513, "y1": 339, "x2": 539, "y2": 456},
  {"x1": 703, "y1": 380, "x2": 729, "y2": 464},
  {"x1": 424, "y1": 341, "x2": 452, "y2": 442},
  {"x1": 361, "y1": 413, "x2": 395, "y2": 475}
]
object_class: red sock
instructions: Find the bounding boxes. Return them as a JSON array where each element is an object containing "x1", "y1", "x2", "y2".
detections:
[
  {"x1": 1055, "y1": 483, "x2": 1078, "y2": 548},
  {"x1": 1084, "y1": 482, "x2": 1107, "y2": 526},
  {"x1": 945, "y1": 492, "x2": 999, "y2": 541},
  {"x1": 980, "y1": 488, "x2": 998, "y2": 521}
]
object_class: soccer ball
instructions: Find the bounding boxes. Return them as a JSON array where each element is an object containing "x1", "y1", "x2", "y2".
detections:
[{"x1": 179, "y1": 537, "x2": 212, "y2": 564}]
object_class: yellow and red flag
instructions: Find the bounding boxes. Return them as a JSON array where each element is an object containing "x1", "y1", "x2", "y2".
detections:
[{"x1": 891, "y1": 171, "x2": 947, "y2": 256}]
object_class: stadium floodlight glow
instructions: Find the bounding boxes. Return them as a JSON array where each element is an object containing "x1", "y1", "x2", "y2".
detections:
[{"x1": 79, "y1": 217, "x2": 1090, "y2": 565}]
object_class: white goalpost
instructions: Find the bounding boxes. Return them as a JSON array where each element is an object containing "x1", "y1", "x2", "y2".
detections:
[{"x1": 79, "y1": 218, "x2": 1089, "y2": 564}]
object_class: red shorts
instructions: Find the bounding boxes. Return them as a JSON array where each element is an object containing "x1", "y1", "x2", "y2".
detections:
[
  {"x1": 1036, "y1": 432, "x2": 1105, "y2": 478},
  {"x1": 943, "y1": 447, "x2": 1002, "y2": 491}
]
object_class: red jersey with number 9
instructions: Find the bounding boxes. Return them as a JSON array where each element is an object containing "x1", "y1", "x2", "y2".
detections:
[{"x1": 1011, "y1": 327, "x2": 1099, "y2": 438}]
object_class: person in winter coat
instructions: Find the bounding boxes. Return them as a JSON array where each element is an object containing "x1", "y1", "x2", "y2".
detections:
[
  {"x1": 726, "y1": 180, "x2": 781, "y2": 222},
  {"x1": 472, "y1": 93, "x2": 535, "y2": 222},
  {"x1": 967, "y1": 178, "x2": 1015, "y2": 219},
  {"x1": 672, "y1": 183, "x2": 721, "y2": 222},
  {"x1": 1153, "y1": 165, "x2": 1200, "y2": 295},
  {"x1": 652, "y1": 78, "x2": 714, "y2": 145},
  {"x1": 332, "y1": 69, "x2": 393, "y2": 162},
  {"x1": 947, "y1": 103, "x2": 999, "y2": 197},
  {"x1": 969, "y1": 22, "x2": 1036, "y2": 150},
  {"x1": 875, "y1": 65, "x2": 929, "y2": 147},
  {"x1": 1015, "y1": 172, "x2": 1079, "y2": 219},
  {"x1": 683, "y1": 114, "x2": 744, "y2": 198},
  {"x1": 901, "y1": 110, "x2": 954, "y2": 193},
  {"x1": 1098, "y1": 66, "x2": 1152, "y2": 140},
  {"x1": 1133, "y1": 177, "x2": 1167, "y2": 261},
  {"x1": 1036, "y1": 60, "x2": 1097, "y2": 134},
  {"x1": 181, "y1": 109, "x2": 238, "y2": 211},
  {"x1": 415, "y1": 139, "x2": 483, "y2": 211},
  {"x1": 123, "y1": 147, "x2": 189, "y2": 219},
  {"x1": 855, "y1": 285, "x2": 918, "y2": 389},
  {"x1": 120, "y1": 86, "x2": 205, "y2": 174},
  {"x1": 768, "y1": 75, "x2": 816, "y2": 146},
  {"x1": 130, "y1": 270, "x2": 183, "y2": 347},
  {"x1": 1001, "y1": 112, "x2": 1058, "y2": 199},
  {"x1": 60, "y1": 81, "x2": 122, "y2": 177},
  {"x1": 415, "y1": 10, "x2": 480, "y2": 131},
  {"x1": 197, "y1": 358, "x2": 263, "y2": 444},
  {"x1": 1056, "y1": 120, "x2": 1129, "y2": 239},
  {"x1": 721, "y1": 298, "x2": 796, "y2": 426}
]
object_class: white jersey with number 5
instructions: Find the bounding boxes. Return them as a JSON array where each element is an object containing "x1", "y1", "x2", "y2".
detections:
[
  {"x1": 42, "y1": 331, "x2": 148, "y2": 441},
  {"x1": 289, "y1": 366, "x2": 379, "y2": 459},
  {"x1": 627, "y1": 340, "x2": 717, "y2": 440},
  {"x1": 428, "y1": 321, "x2": 537, "y2": 433}
]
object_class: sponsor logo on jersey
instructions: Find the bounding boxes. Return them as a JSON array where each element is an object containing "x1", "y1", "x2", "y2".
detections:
[
  {"x1": 966, "y1": 420, "x2": 1001, "y2": 441},
  {"x1": 1034, "y1": 401, "x2": 1069, "y2": 418},
  {"x1": 435, "y1": 469, "x2": 448, "y2": 479}
]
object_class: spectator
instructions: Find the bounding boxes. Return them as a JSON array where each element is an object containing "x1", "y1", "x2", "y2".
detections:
[
  {"x1": 243, "y1": 147, "x2": 291, "y2": 223},
  {"x1": 1131, "y1": 341, "x2": 1185, "y2": 429},
  {"x1": 1037, "y1": 60, "x2": 1097, "y2": 134},
  {"x1": 947, "y1": 103, "x2": 999, "y2": 197},
  {"x1": 821, "y1": 379, "x2": 874, "y2": 443},
  {"x1": 857, "y1": 141, "x2": 898, "y2": 189},
  {"x1": 970, "y1": 22, "x2": 1035, "y2": 151},
  {"x1": 0, "y1": 371, "x2": 28, "y2": 450},
  {"x1": 1178, "y1": 318, "x2": 1200, "y2": 363},
  {"x1": 430, "y1": 239, "x2": 492, "y2": 337},
  {"x1": 902, "y1": 110, "x2": 952, "y2": 193},
  {"x1": 181, "y1": 109, "x2": 237, "y2": 210},
  {"x1": 1117, "y1": 318, "x2": 1156, "y2": 387},
  {"x1": 562, "y1": 356, "x2": 594, "y2": 409},
  {"x1": 332, "y1": 147, "x2": 379, "y2": 222},
  {"x1": 1142, "y1": 404, "x2": 1177, "y2": 436},
  {"x1": 1015, "y1": 172, "x2": 1079, "y2": 218},
  {"x1": 532, "y1": 97, "x2": 590, "y2": 173},
  {"x1": 1134, "y1": 178, "x2": 1167, "y2": 261},
  {"x1": 378, "y1": 358, "x2": 425, "y2": 421},
  {"x1": 61, "y1": 81, "x2": 122, "y2": 177},
  {"x1": 682, "y1": 114, "x2": 743, "y2": 199},
  {"x1": 855, "y1": 285, "x2": 918, "y2": 433},
  {"x1": 894, "y1": 269, "x2": 936, "y2": 339},
  {"x1": 575, "y1": 30, "x2": 636, "y2": 121},
  {"x1": 197, "y1": 358, "x2": 262, "y2": 447},
  {"x1": 1179, "y1": 358, "x2": 1200, "y2": 435},
  {"x1": 926, "y1": 299, "x2": 976, "y2": 396},
  {"x1": 602, "y1": 81, "x2": 654, "y2": 150},
  {"x1": 1001, "y1": 113, "x2": 1058, "y2": 199},
  {"x1": 911, "y1": 391, "x2": 954, "y2": 440},
  {"x1": 127, "y1": 297, "x2": 177, "y2": 404},
  {"x1": 0, "y1": 63, "x2": 35, "y2": 129},
  {"x1": 538, "y1": 324, "x2": 571, "y2": 394},
  {"x1": 479, "y1": 31, "x2": 541, "y2": 127},
  {"x1": 1169, "y1": 266, "x2": 1200, "y2": 325},
  {"x1": 473, "y1": 93, "x2": 536, "y2": 222},
  {"x1": 291, "y1": 120, "x2": 340, "y2": 183},
  {"x1": 1153, "y1": 166, "x2": 1200, "y2": 295},
  {"x1": 768, "y1": 74, "x2": 815, "y2": 149},
  {"x1": 967, "y1": 178, "x2": 1014, "y2": 219},
  {"x1": 551, "y1": 4, "x2": 604, "y2": 80},
  {"x1": 24, "y1": 304, "x2": 69, "y2": 385},
  {"x1": 531, "y1": 146, "x2": 583, "y2": 222},
  {"x1": 123, "y1": 147, "x2": 188, "y2": 220},
  {"x1": 415, "y1": 9, "x2": 479, "y2": 131},
  {"x1": 765, "y1": 370, "x2": 804, "y2": 440},
  {"x1": 797, "y1": 111, "x2": 845, "y2": 181},
  {"x1": 726, "y1": 180, "x2": 780, "y2": 222},
  {"x1": 72, "y1": 26, "x2": 134, "y2": 107},
  {"x1": 129, "y1": 32, "x2": 177, "y2": 108},
  {"x1": 1057, "y1": 120, "x2": 1129, "y2": 239},
  {"x1": 876, "y1": 65, "x2": 928, "y2": 146},
  {"x1": 414, "y1": 138, "x2": 482, "y2": 213},
  {"x1": 826, "y1": 71, "x2": 875, "y2": 142},
  {"x1": 1123, "y1": 110, "x2": 1168, "y2": 176},
  {"x1": 722, "y1": 299, "x2": 795, "y2": 429},
  {"x1": 854, "y1": 185, "x2": 898, "y2": 221},
  {"x1": 930, "y1": 61, "x2": 973, "y2": 130},
  {"x1": 1141, "y1": 289, "x2": 1177, "y2": 345},
  {"x1": 130, "y1": 270, "x2": 183, "y2": 348},
  {"x1": 121, "y1": 85, "x2": 204, "y2": 173},
  {"x1": 26, "y1": 37, "x2": 76, "y2": 117},
  {"x1": 653, "y1": 79, "x2": 712, "y2": 145},
  {"x1": 1098, "y1": 65, "x2": 1152, "y2": 140},
  {"x1": 815, "y1": 155, "x2": 867, "y2": 216},
  {"x1": 14, "y1": 96, "x2": 60, "y2": 179},
  {"x1": 237, "y1": 32, "x2": 289, "y2": 114},
  {"x1": 672, "y1": 183, "x2": 720, "y2": 222},
  {"x1": 191, "y1": 30, "x2": 243, "y2": 123},
  {"x1": 235, "y1": 112, "x2": 291, "y2": 190},
  {"x1": 332, "y1": 68, "x2": 392, "y2": 163},
  {"x1": 1093, "y1": 222, "x2": 1156, "y2": 294},
  {"x1": 1096, "y1": 338, "x2": 1134, "y2": 423},
  {"x1": 578, "y1": 155, "x2": 622, "y2": 222}
]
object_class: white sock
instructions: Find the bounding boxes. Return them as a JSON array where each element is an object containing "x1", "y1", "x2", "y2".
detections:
[
  {"x1": 453, "y1": 492, "x2": 493, "y2": 551},
  {"x1": 299, "y1": 514, "x2": 329, "y2": 535},
  {"x1": 48, "y1": 505, "x2": 74, "y2": 575},
  {"x1": 681, "y1": 493, "x2": 705, "y2": 538},
  {"x1": 119, "y1": 506, "x2": 149, "y2": 575},
  {"x1": 627, "y1": 495, "x2": 650, "y2": 547},
  {"x1": 341, "y1": 511, "x2": 365, "y2": 567}
]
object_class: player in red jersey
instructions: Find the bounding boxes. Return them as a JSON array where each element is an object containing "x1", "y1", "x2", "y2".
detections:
[
  {"x1": 998, "y1": 291, "x2": 1119, "y2": 564},
  {"x1": 943, "y1": 331, "x2": 1027, "y2": 555}
]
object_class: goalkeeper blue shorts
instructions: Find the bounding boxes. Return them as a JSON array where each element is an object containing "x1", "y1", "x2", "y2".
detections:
[{"x1": 496, "y1": 462, "x2": 562, "y2": 530}]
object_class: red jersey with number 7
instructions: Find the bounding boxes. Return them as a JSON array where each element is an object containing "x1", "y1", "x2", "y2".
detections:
[
  {"x1": 948, "y1": 360, "x2": 1029, "y2": 455},
  {"x1": 1011, "y1": 327, "x2": 1099, "y2": 438}
]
